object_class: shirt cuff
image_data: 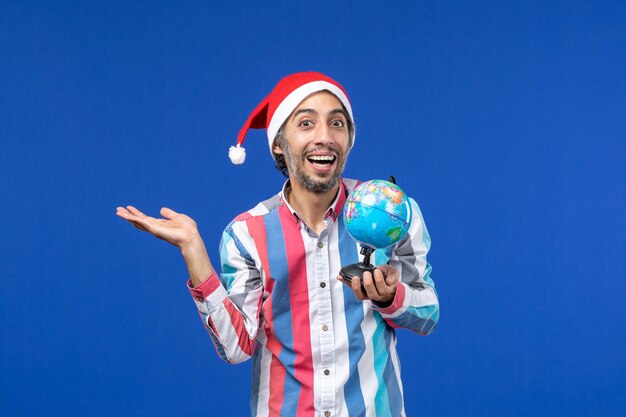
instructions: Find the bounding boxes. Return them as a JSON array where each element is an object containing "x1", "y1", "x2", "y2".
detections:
[
  {"x1": 187, "y1": 270, "x2": 221, "y2": 302},
  {"x1": 372, "y1": 281, "x2": 407, "y2": 315}
]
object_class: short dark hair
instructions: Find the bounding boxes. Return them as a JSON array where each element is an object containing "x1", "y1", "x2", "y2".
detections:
[{"x1": 273, "y1": 126, "x2": 289, "y2": 177}]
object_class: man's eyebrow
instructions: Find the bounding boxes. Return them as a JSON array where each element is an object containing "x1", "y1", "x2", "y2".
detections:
[
  {"x1": 292, "y1": 108, "x2": 317, "y2": 118},
  {"x1": 292, "y1": 108, "x2": 348, "y2": 118},
  {"x1": 329, "y1": 108, "x2": 349, "y2": 118}
]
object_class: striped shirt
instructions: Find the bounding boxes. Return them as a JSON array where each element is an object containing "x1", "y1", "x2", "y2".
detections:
[{"x1": 188, "y1": 178, "x2": 439, "y2": 417}]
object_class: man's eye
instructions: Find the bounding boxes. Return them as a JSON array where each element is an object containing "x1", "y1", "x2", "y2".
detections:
[
  {"x1": 332, "y1": 120, "x2": 345, "y2": 127},
  {"x1": 300, "y1": 120, "x2": 312, "y2": 127}
]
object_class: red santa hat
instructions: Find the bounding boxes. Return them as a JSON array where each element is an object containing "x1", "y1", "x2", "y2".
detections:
[{"x1": 229, "y1": 71, "x2": 355, "y2": 164}]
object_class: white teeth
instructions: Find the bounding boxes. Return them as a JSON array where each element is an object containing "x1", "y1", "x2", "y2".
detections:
[{"x1": 308, "y1": 155, "x2": 335, "y2": 162}]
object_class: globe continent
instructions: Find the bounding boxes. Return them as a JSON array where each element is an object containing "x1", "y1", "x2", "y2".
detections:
[{"x1": 343, "y1": 180, "x2": 412, "y2": 249}]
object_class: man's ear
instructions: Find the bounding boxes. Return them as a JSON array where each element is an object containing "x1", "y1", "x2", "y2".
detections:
[{"x1": 272, "y1": 141, "x2": 284, "y2": 155}]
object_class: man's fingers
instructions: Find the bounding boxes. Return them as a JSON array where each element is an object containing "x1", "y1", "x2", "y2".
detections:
[
  {"x1": 160, "y1": 207, "x2": 178, "y2": 219},
  {"x1": 336, "y1": 276, "x2": 365, "y2": 300},
  {"x1": 130, "y1": 220, "x2": 149, "y2": 232},
  {"x1": 126, "y1": 215, "x2": 151, "y2": 231},
  {"x1": 116, "y1": 207, "x2": 128, "y2": 218},
  {"x1": 117, "y1": 208, "x2": 147, "y2": 225},
  {"x1": 376, "y1": 265, "x2": 399, "y2": 285},
  {"x1": 126, "y1": 206, "x2": 148, "y2": 218},
  {"x1": 335, "y1": 266, "x2": 400, "y2": 304},
  {"x1": 373, "y1": 269, "x2": 395, "y2": 300},
  {"x1": 362, "y1": 271, "x2": 380, "y2": 299},
  {"x1": 116, "y1": 207, "x2": 152, "y2": 231},
  {"x1": 373, "y1": 268, "x2": 387, "y2": 288},
  {"x1": 116, "y1": 207, "x2": 138, "y2": 222},
  {"x1": 351, "y1": 276, "x2": 367, "y2": 300}
]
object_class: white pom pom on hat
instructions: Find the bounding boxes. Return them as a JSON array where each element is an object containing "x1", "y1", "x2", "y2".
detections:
[
  {"x1": 229, "y1": 71, "x2": 355, "y2": 164},
  {"x1": 228, "y1": 145, "x2": 246, "y2": 164}
]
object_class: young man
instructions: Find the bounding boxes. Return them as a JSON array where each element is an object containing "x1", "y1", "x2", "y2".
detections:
[{"x1": 117, "y1": 72, "x2": 439, "y2": 417}]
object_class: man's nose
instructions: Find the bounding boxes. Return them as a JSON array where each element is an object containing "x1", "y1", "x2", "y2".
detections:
[{"x1": 316, "y1": 123, "x2": 333, "y2": 145}]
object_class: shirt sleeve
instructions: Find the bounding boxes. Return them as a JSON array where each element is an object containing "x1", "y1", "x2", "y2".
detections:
[
  {"x1": 371, "y1": 198, "x2": 440, "y2": 335},
  {"x1": 187, "y1": 221, "x2": 264, "y2": 363}
]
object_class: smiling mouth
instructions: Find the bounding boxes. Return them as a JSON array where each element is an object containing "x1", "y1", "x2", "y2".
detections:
[{"x1": 306, "y1": 155, "x2": 336, "y2": 167}]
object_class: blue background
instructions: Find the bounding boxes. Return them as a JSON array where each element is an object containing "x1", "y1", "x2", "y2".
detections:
[{"x1": 1, "y1": 1, "x2": 625, "y2": 416}]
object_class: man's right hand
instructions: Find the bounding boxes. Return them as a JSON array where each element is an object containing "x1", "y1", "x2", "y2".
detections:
[
  {"x1": 116, "y1": 206, "x2": 214, "y2": 287},
  {"x1": 116, "y1": 206, "x2": 199, "y2": 249}
]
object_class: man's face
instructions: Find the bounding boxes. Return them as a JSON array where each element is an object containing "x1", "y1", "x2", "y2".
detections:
[{"x1": 274, "y1": 91, "x2": 351, "y2": 193}]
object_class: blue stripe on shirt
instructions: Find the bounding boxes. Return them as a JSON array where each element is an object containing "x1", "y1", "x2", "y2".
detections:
[
  {"x1": 382, "y1": 326, "x2": 402, "y2": 417},
  {"x1": 372, "y1": 313, "x2": 392, "y2": 417},
  {"x1": 338, "y1": 214, "x2": 367, "y2": 417},
  {"x1": 392, "y1": 304, "x2": 439, "y2": 334},
  {"x1": 264, "y1": 209, "x2": 300, "y2": 416}
]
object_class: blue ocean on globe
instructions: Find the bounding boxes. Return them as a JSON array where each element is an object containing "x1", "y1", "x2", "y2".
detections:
[{"x1": 343, "y1": 180, "x2": 412, "y2": 249}]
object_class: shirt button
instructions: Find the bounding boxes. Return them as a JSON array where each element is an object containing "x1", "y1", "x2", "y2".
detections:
[
  {"x1": 324, "y1": 369, "x2": 330, "y2": 376},
  {"x1": 325, "y1": 411, "x2": 331, "y2": 417},
  {"x1": 322, "y1": 324, "x2": 328, "y2": 331},
  {"x1": 320, "y1": 282, "x2": 326, "y2": 288},
  {"x1": 317, "y1": 241, "x2": 324, "y2": 248}
]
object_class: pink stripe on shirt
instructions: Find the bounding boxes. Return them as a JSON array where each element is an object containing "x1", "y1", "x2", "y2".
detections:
[{"x1": 280, "y1": 207, "x2": 315, "y2": 416}]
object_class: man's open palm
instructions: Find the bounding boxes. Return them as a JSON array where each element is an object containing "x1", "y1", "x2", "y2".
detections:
[{"x1": 116, "y1": 206, "x2": 198, "y2": 249}]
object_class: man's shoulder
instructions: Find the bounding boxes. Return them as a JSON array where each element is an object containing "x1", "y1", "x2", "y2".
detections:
[
  {"x1": 230, "y1": 192, "x2": 283, "y2": 225},
  {"x1": 342, "y1": 177, "x2": 361, "y2": 193}
]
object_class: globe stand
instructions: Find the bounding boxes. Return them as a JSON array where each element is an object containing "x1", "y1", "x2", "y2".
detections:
[{"x1": 339, "y1": 245, "x2": 377, "y2": 290}]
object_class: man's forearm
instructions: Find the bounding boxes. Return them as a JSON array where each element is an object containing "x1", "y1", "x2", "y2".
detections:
[{"x1": 180, "y1": 234, "x2": 214, "y2": 287}]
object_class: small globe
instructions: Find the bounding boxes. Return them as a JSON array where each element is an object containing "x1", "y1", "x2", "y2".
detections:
[{"x1": 343, "y1": 180, "x2": 412, "y2": 249}]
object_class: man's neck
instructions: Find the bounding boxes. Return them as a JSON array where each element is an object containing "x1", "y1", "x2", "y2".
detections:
[{"x1": 285, "y1": 179, "x2": 340, "y2": 234}]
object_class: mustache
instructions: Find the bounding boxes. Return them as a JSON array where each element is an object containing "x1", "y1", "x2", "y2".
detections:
[{"x1": 303, "y1": 145, "x2": 342, "y2": 157}]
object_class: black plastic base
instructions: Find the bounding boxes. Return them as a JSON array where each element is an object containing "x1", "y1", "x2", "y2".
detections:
[
  {"x1": 339, "y1": 262, "x2": 377, "y2": 282},
  {"x1": 339, "y1": 262, "x2": 377, "y2": 292}
]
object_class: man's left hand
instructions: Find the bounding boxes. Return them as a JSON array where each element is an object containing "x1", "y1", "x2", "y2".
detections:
[{"x1": 338, "y1": 264, "x2": 400, "y2": 304}]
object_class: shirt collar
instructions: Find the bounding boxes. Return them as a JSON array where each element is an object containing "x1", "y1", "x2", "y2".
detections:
[{"x1": 279, "y1": 179, "x2": 347, "y2": 224}]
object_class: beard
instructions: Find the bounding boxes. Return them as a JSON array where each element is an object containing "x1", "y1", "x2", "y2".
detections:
[{"x1": 282, "y1": 142, "x2": 349, "y2": 194}]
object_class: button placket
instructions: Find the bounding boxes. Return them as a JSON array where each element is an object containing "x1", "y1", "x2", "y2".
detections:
[{"x1": 315, "y1": 232, "x2": 335, "y2": 413}]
